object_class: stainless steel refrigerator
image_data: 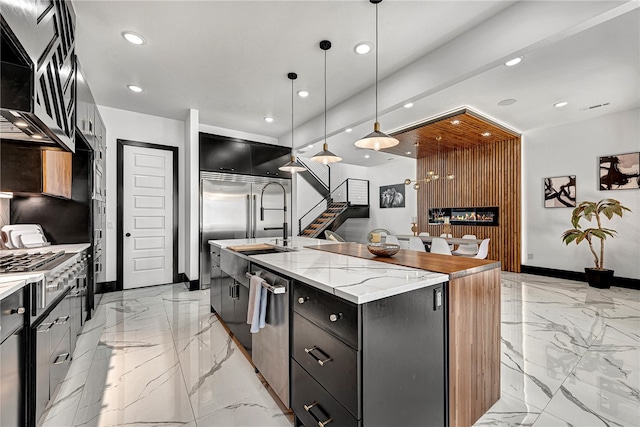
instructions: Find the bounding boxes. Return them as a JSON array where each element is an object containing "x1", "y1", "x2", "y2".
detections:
[{"x1": 200, "y1": 171, "x2": 292, "y2": 289}]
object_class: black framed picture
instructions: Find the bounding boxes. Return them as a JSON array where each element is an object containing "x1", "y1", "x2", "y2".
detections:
[
  {"x1": 600, "y1": 152, "x2": 640, "y2": 190},
  {"x1": 544, "y1": 175, "x2": 576, "y2": 208},
  {"x1": 379, "y1": 184, "x2": 405, "y2": 208}
]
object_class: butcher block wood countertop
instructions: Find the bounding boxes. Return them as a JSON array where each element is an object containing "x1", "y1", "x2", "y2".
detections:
[{"x1": 307, "y1": 242, "x2": 501, "y2": 279}]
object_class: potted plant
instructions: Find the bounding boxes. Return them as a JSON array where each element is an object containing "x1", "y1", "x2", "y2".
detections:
[{"x1": 561, "y1": 198, "x2": 631, "y2": 288}]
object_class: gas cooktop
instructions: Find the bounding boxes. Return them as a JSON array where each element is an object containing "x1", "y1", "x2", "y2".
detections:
[{"x1": 0, "y1": 251, "x2": 66, "y2": 273}]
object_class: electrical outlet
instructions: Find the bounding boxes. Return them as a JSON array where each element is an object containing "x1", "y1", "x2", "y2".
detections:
[{"x1": 527, "y1": 253, "x2": 534, "y2": 260}]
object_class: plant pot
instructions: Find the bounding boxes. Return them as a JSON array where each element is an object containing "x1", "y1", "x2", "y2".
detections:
[{"x1": 584, "y1": 268, "x2": 614, "y2": 289}]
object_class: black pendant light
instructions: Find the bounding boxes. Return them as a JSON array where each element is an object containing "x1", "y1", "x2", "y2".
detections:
[
  {"x1": 279, "y1": 72, "x2": 307, "y2": 173},
  {"x1": 354, "y1": 0, "x2": 399, "y2": 151},
  {"x1": 311, "y1": 40, "x2": 342, "y2": 164}
]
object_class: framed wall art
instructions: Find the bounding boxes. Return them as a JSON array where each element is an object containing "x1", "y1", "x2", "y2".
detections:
[
  {"x1": 600, "y1": 152, "x2": 640, "y2": 190},
  {"x1": 379, "y1": 184, "x2": 405, "y2": 208},
  {"x1": 544, "y1": 175, "x2": 576, "y2": 207}
]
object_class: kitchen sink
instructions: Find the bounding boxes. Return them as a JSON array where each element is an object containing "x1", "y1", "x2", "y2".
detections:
[{"x1": 229, "y1": 244, "x2": 298, "y2": 256}]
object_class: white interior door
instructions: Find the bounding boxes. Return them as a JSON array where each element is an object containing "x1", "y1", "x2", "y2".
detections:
[{"x1": 123, "y1": 145, "x2": 173, "y2": 289}]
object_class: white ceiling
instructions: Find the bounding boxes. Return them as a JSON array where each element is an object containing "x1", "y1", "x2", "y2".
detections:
[{"x1": 73, "y1": 1, "x2": 640, "y2": 167}]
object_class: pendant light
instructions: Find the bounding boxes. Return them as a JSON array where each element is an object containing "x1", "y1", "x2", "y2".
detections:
[
  {"x1": 311, "y1": 40, "x2": 342, "y2": 164},
  {"x1": 354, "y1": 0, "x2": 399, "y2": 151},
  {"x1": 279, "y1": 72, "x2": 307, "y2": 173}
]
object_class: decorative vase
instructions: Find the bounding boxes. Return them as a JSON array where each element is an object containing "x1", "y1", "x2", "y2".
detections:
[{"x1": 584, "y1": 268, "x2": 614, "y2": 289}]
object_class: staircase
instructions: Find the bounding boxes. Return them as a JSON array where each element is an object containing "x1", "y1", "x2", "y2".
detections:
[
  {"x1": 297, "y1": 157, "x2": 330, "y2": 197},
  {"x1": 299, "y1": 179, "x2": 370, "y2": 238}
]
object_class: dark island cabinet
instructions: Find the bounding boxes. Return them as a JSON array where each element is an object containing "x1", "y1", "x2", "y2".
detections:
[{"x1": 291, "y1": 280, "x2": 448, "y2": 427}]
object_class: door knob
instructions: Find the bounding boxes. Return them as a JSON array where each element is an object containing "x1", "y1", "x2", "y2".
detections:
[{"x1": 125, "y1": 233, "x2": 131, "y2": 237}]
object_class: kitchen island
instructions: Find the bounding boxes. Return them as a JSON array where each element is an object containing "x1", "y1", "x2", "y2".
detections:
[{"x1": 209, "y1": 237, "x2": 501, "y2": 427}]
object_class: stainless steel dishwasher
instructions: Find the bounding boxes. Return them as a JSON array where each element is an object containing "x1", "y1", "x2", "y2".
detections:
[{"x1": 247, "y1": 264, "x2": 290, "y2": 408}]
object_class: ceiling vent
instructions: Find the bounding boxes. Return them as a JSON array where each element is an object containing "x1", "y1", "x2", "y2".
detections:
[{"x1": 581, "y1": 102, "x2": 611, "y2": 111}]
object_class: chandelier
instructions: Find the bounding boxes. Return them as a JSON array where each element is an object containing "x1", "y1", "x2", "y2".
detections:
[{"x1": 404, "y1": 136, "x2": 455, "y2": 189}]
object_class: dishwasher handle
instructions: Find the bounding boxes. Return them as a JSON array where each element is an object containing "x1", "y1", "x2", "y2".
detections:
[{"x1": 245, "y1": 272, "x2": 287, "y2": 294}]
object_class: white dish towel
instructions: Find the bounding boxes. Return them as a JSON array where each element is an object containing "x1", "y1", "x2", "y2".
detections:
[{"x1": 247, "y1": 275, "x2": 267, "y2": 333}]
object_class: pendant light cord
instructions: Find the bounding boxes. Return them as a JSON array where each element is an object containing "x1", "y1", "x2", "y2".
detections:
[
  {"x1": 324, "y1": 47, "x2": 327, "y2": 145},
  {"x1": 291, "y1": 76, "x2": 294, "y2": 153},
  {"x1": 375, "y1": 2, "x2": 379, "y2": 123}
]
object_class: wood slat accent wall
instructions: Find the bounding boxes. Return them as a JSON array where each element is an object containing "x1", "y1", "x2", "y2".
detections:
[
  {"x1": 416, "y1": 137, "x2": 521, "y2": 272},
  {"x1": 449, "y1": 268, "x2": 502, "y2": 427}
]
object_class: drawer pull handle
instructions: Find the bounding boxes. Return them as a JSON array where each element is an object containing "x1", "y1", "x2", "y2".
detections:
[
  {"x1": 303, "y1": 401, "x2": 333, "y2": 427},
  {"x1": 329, "y1": 313, "x2": 342, "y2": 322},
  {"x1": 304, "y1": 346, "x2": 332, "y2": 366},
  {"x1": 297, "y1": 296, "x2": 309, "y2": 304},
  {"x1": 55, "y1": 315, "x2": 70, "y2": 325},
  {"x1": 37, "y1": 322, "x2": 53, "y2": 332},
  {"x1": 53, "y1": 353, "x2": 70, "y2": 365}
]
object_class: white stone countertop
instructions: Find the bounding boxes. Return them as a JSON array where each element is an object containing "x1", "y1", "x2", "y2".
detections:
[
  {"x1": 209, "y1": 237, "x2": 448, "y2": 304},
  {"x1": 0, "y1": 277, "x2": 28, "y2": 301}
]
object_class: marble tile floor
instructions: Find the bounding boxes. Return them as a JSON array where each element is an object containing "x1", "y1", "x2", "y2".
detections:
[{"x1": 41, "y1": 273, "x2": 639, "y2": 427}]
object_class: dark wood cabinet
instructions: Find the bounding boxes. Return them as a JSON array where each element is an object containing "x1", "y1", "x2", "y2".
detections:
[
  {"x1": 200, "y1": 133, "x2": 252, "y2": 175},
  {"x1": 249, "y1": 143, "x2": 291, "y2": 178},
  {"x1": 199, "y1": 132, "x2": 292, "y2": 178},
  {"x1": 0, "y1": 142, "x2": 72, "y2": 199},
  {"x1": 291, "y1": 280, "x2": 448, "y2": 427}
]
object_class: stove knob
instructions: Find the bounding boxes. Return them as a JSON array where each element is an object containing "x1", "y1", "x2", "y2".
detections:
[{"x1": 10, "y1": 307, "x2": 25, "y2": 315}]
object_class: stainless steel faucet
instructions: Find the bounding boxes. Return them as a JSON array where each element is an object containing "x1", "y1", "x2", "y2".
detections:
[{"x1": 260, "y1": 182, "x2": 288, "y2": 246}]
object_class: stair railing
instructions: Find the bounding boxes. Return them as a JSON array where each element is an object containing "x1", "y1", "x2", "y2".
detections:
[
  {"x1": 298, "y1": 178, "x2": 369, "y2": 235},
  {"x1": 298, "y1": 157, "x2": 330, "y2": 190}
]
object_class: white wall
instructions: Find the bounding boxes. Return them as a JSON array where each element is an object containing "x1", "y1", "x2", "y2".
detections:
[
  {"x1": 331, "y1": 158, "x2": 417, "y2": 243},
  {"x1": 99, "y1": 106, "x2": 186, "y2": 283},
  {"x1": 523, "y1": 108, "x2": 640, "y2": 279}
]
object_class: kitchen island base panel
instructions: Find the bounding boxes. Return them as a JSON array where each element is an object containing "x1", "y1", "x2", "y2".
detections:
[{"x1": 449, "y1": 268, "x2": 501, "y2": 427}]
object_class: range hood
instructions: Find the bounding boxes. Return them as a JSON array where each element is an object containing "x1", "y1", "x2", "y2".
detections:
[{"x1": 0, "y1": 3, "x2": 76, "y2": 152}]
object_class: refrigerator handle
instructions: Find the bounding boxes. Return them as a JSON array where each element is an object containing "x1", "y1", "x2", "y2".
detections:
[
  {"x1": 252, "y1": 195, "x2": 257, "y2": 238},
  {"x1": 246, "y1": 195, "x2": 251, "y2": 238}
]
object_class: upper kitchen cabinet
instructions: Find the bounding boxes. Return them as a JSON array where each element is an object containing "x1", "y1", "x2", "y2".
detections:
[
  {"x1": 200, "y1": 133, "x2": 252, "y2": 175},
  {"x1": 0, "y1": 0, "x2": 77, "y2": 152},
  {"x1": 249, "y1": 143, "x2": 291, "y2": 179},
  {"x1": 0, "y1": 141, "x2": 72, "y2": 199},
  {"x1": 199, "y1": 132, "x2": 292, "y2": 179},
  {"x1": 75, "y1": 60, "x2": 95, "y2": 149}
]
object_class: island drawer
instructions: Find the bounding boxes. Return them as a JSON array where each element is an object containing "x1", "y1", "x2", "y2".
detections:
[
  {"x1": 292, "y1": 281, "x2": 359, "y2": 349},
  {"x1": 292, "y1": 312, "x2": 360, "y2": 418},
  {"x1": 292, "y1": 360, "x2": 360, "y2": 427}
]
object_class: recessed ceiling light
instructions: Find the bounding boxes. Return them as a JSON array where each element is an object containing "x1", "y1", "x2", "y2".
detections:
[
  {"x1": 498, "y1": 98, "x2": 517, "y2": 106},
  {"x1": 505, "y1": 56, "x2": 522, "y2": 67},
  {"x1": 554, "y1": 101, "x2": 568, "y2": 108},
  {"x1": 405, "y1": 151, "x2": 411, "y2": 155},
  {"x1": 345, "y1": 128, "x2": 353, "y2": 133},
  {"x1": 404, "y1": 102, "x2": 414, "y2": 109},
  {"x1": 451, "y1": 119, "x2": 461, "y2": 125},
  {"x1": 122, "y1": 31, "x2": 146, "y2": 45},
  {"x1": 32, "y1": 134, "x2": 43, "y2": 139},
  {"x1": 297, "y1": 90, "x2": 309, "y2": 98},
  {"x1": 15, "y1": 121, "x2": 28, "y2": 128},
  {"x1": 127, "y1": 85, "x2": 143, "y2": 93},
  {"x1": 364, "y1": 154, "x2": 370, "y2": 159},
  {"x1": 307, "y1": 144, "x2": 314, "y2": 149},
  {"x1": 481, "y1": 132, "x2": 492, "y2": 137},
  {"x1": 264, "y1": 116, "x2": 274, "y2": 123},
  {"x1": 355, "y1": 42, "x2": 372, "y2": 55}
]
